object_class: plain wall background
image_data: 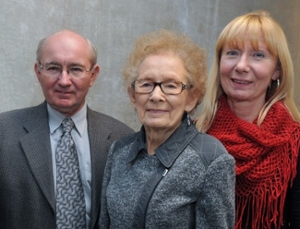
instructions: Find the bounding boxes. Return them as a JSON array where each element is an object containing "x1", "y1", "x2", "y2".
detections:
[{"x1": 1, "y1": 0, "x2": 299, "y2": 131}]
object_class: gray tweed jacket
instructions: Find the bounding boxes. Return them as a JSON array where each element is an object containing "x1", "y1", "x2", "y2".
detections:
[
  {"x1": 0, "y1": 102, "x2": 133, "y2": 229},
  {"x1": 100, "y1": 116, "x2": 235, "y2": 228}
]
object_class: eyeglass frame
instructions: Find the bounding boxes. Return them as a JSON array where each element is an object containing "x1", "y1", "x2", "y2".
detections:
[
  {"x1": 38, "y1": 62, "x2": 94, "y2": 78},
  {"x1": 131, "y1": 80, "x2": 193, "y2": 95}
]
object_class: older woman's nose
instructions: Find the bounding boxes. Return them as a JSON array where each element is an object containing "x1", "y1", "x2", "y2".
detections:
[{"x1": 149, "y1": 84, "x2": 165, "y2": 101}]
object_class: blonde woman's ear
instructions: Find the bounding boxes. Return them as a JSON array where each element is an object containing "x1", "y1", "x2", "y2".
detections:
[{"x1": 271, "y1": 68, "x2": 280, "y2": 80}]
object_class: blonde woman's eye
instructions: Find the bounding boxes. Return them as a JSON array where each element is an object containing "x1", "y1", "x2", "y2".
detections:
[
  {"x1": 226, "y1": 50, "x2": 238, "y2": 56},
  {"x1": 253, "y1": 52, "x2": 265, "y2": 58}
]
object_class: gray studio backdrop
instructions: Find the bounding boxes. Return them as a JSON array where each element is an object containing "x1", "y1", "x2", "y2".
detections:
[{"x1": 1, "y1": 0, "x2": 299, "y2": 130}]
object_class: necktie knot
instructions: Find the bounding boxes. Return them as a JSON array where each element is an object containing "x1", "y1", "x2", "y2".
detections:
[{"x1": 61, "y1": 118, "x2": 74, "y2": 134}]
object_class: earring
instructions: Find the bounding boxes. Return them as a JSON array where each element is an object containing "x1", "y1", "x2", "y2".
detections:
[
  {"x1": 268, "y1": 82, "x2": 272, "y2": 90},
  {"x1": 277, "y1": 79, "x2": 280, "y2": 88},
  {"x1": 187, "y1": 114, "x2": 191, "y2": 125},
  {"x1": 134, "y1": 108, "x2": 137, "y2": 123}
]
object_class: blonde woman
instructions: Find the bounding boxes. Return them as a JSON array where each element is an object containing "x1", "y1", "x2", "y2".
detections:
[{"x1": 196, "y1": 10, "x2": 300, "y2": 229}]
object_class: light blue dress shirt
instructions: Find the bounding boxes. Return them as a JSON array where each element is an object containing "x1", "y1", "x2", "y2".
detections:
[{"x1": 47, "y1": 103, "x2": 91, "y2": 229}]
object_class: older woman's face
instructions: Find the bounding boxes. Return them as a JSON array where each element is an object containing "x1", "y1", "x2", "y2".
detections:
[
  {"x1": 220, "y1": 32, "x2": 279, "y2": 105},
  {"x1": 129, "y1": 54, "x2": 195, "y2": 133}
]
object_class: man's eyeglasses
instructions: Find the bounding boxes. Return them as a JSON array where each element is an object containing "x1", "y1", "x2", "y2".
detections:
[
  {"x1": 38, "y1": 62, "x2": 93, "y2": 78},
  {"x1": 131, "y1": 79, "x2": 193, "y2": 95}
]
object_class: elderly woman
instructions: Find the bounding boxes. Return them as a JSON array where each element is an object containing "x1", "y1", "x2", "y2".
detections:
[
  {"x1": 196, "y1": 11, "x2": 300, "y2": 229},
  {"x1": 99, "y1": 30, "x2": 235, "y2": 228}
]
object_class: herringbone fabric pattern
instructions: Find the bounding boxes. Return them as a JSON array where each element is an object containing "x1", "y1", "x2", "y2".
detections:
[{"x1": 55, "y1": 118, "x2": 86, "y2": 229}]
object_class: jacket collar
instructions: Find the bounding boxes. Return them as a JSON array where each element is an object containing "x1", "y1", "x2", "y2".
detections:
[{"x1": 127, "y1": 114, "x2": 197, "y2": 168}]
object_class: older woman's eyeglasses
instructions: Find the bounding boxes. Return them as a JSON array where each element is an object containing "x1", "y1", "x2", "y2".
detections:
[
  {"x1": 131, "y1": 79, "x2": 193, "y2": 95},
  {"x1": 38, "y1": 62, "x2": 93, "y2": 78}
]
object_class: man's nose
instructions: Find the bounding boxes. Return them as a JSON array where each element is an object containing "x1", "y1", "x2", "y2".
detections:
[{"x1": 57, "y1": 69, "x2": 72, "y2": 85}]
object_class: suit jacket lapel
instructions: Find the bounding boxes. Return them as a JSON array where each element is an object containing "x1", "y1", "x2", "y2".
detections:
[
  {"x1": 20, "y1": 103, "x2": 55, "y2": 211},
  {"x1": 88, "y1": 108, "x2": 112, "y2": 229}
]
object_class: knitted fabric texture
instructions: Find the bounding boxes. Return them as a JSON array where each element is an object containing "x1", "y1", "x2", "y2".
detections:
[{"x1": 208, "y1": 95, "x2": 300, "y2": 229}]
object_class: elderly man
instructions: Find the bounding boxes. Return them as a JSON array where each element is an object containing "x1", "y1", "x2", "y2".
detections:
[{"x1": 0, "y1": 30, "x2": 133, "y2": 229}]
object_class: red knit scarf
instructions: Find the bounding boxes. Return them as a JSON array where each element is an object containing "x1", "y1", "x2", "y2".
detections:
[{"x1": 208, "y1": 96, "x2": 300, "y2": 229}]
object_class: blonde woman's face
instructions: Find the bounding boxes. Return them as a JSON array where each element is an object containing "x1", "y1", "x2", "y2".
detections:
[{"x1": 219, "y1": 32, "x2": 279, "y2": 106}]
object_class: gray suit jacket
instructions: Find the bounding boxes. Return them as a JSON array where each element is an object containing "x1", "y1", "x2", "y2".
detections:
[{"x1": 0, "y1": 102, "x2": 134, "y2": 229}]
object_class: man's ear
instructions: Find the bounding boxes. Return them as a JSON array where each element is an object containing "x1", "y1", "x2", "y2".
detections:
[
  {"x1": 34, "y1": 62, "x2": 42, "y2": 83},
  {"x1": 127, "y1": 86, "x2": 137, "y2": 110},
  {"x1": 89, "y1": 64, "x2": 100, "y2": 87}
]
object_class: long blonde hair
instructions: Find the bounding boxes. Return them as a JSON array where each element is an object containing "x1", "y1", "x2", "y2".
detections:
[{"x1": 196, "y1": 10, "x2": 300, "y2": 132}]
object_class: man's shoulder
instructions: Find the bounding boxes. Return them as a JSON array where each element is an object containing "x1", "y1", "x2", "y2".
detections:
[
  {"x1": 0, "y1": 103, "x2": 48, "y2": 142},
  {"x1": 0, "y1": 103, "x2": 46, "y2": 121},
  {"x1": 87, "y1": 109, "x2": 130, "y2": 126},
  {"x1": 87, "y1": 108, "x2": 134, "y2": 135}
]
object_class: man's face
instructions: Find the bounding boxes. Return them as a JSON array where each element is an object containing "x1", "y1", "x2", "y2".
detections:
[{"x1": 35, "y1": 31, "x2": 99, "y2": 117}]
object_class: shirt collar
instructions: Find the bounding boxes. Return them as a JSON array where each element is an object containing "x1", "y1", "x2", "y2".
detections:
[
  {"x1": 127, "y1": 114, "x2": 197, "y2": 168},
  {"x1": 126, "y1": 126, "x2": 147, "y2": 163},
  {"x1": 47, "y1": 102, "x2": 87, "y2": 137}
]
